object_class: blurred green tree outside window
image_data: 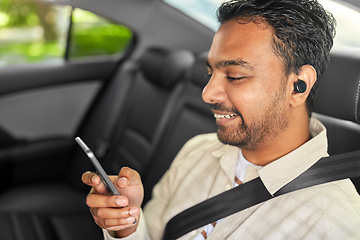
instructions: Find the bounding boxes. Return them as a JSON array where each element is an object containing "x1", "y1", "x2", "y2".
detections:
[
  {"x1": 0, "y1": 0, "x2": 133, "y2": 68},
  {"x1": 69, "y1": 8, "x2": 132, "y2": 59}
]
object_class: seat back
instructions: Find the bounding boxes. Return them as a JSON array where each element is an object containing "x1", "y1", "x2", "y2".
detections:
[
  {"x1": 68, "y1": 48, "x2": 195, "y2": 190},
  {"x1": 0, "y1": 48, "x2": 196, "y2": 240},
  {"x1": 313, "y1": 47, "x2": 360, "y2": 193},
  {"x1": 142, "y1": 52, "x2": 217, "y2": 204},
  {"x1": 101, "y1": 48, "x2": 195, "y2": 177}
]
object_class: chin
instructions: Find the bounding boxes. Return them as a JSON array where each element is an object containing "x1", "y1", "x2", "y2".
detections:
[
  {"x1": 217, "y1": 130, "x2": 245, "y2": 148},
  {"x1": 216, "y1": 125, "x2": 261, "y2": 149}
]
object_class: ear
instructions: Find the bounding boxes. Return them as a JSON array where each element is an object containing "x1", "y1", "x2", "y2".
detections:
[{"x1": 290, "y1": 65, "x2": 317, "y2": 108}]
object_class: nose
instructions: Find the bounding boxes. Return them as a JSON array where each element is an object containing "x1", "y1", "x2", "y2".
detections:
[{"x1": 202, "y1": 73, "x2": 226, "y2": 104}]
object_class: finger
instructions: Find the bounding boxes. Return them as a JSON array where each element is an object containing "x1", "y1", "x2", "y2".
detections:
[
  {"x1": 82, "y1": 172, "x2": 107, "y2": 194},
  {"x1": 105, "y1": 224, "x2": 135, "y2": 232},
  {"x1": 93, "y1": 216, "x2": 134, "y2": 231},
  {"x1": 117, "y1": 167, "x2": 141, "y2": 189},
  {"x1": 86, "y1": 194, "x2": 129, "y2": 208},
  {"x1": 82, "y1": 171, "x2": 101, "y2": 187},
  {"x1": 83, "y1": 172, "x2": 118, "y2": 195},
  {"x1": 103, "y1": 217, "x2": 137, "y2": 228},
  {"x1": 90, "y1": 206, "x2": 139, "y2": 219}
]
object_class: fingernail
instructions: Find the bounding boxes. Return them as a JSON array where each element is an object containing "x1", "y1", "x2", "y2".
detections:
[
  {"x1": 116, "y1": 197, "x2": 126, "y2": 206},
  {"x1": 129, "y1": 207, "x2": 138, "y2": 216},
  {"x1": 133, "y1": 218, "x2": 137, "y2": 224},
  {"x1": 126, "y1": 217, "x2": 135, "y2": 224},
  {"x1": 117, "y1": 177, "x2": 128, "y2": 187},
  {"x1": 91, "y1": 175, "x2": 97, "y2": 183}
]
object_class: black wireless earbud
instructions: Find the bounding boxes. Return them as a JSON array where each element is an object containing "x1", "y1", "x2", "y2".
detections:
[{"x1": 294, "y1": 80, "x2": 307, "y2": 93}]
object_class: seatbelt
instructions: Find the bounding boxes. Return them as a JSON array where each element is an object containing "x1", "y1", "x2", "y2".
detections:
[{"x1": 162, "y1": 149, "x2": 360, "y2": 240}]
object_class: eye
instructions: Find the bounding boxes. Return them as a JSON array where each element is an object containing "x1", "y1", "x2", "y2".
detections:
[{"x1": 228, "y1": 76, "x2": 246, "y2": 81}]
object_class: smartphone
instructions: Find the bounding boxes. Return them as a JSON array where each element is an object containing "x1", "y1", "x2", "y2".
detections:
[{"x1": 75, "y1": 137, "x2": 120, "y2": 196}]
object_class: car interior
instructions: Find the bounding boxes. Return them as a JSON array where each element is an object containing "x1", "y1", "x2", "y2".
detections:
[{"x1": 0, "y1": 0, "x2": 359, "y2": 239}]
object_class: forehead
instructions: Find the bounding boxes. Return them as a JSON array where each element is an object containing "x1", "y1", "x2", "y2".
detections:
[{"x1": 207, "y1": 20, "x2": 278, "y2": 68}]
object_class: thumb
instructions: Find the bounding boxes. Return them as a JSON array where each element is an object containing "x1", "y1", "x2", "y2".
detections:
[
  {"x1": 117, "y1": 167, "x2": 141, "y2": 189},
  {"x1": 82, "y1": 171, "x2": 109, "y2": 195}
]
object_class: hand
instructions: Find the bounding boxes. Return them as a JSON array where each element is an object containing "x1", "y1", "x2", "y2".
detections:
[{"x1": 82, "y1": 167, "x2": 144, "y2": 237}]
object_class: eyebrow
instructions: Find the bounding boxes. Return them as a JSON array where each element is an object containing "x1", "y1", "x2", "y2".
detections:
[{"x1": 206, "y1": 58, "x2": 255, "y2": 71}]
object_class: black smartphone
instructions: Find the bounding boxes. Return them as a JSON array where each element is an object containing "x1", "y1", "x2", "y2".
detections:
[{"x1": 75, "y1": 137, "x2": 120, "y2": 196}]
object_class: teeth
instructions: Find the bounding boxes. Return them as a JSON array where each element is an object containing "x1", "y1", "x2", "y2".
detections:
[{"x1": 214, "y1": 113, "x2": 238, "y2": 119}]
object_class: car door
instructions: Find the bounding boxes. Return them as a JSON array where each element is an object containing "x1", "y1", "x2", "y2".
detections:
[{"x1": 0, "y1": 1, "x2": 134, "y2": 191}]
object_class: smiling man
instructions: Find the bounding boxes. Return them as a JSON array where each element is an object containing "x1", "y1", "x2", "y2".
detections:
[
  {"x1": 203, "y1": 18, "x2": 311, "y2": 166},
  {"x1": 82, "y1": 0, "x2": 360, "y2": 239}
]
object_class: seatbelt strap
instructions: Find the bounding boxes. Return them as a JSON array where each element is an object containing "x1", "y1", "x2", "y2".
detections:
[{"x1": 162, "y1": 149, "x2": 360, "y2": 240}]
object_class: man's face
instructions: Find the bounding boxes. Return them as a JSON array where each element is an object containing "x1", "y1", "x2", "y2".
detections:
[{"x1": 202, "y1": 20, "x2": 291, "y2": 150}]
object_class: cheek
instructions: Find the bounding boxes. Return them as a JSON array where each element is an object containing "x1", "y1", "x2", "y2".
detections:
[{"x1": 226, "y1": 83, "x2": 269, "y2": 117}]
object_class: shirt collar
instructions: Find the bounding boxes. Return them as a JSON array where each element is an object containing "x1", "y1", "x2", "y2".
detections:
[
  {"x1": 212, "y1": 145, "x2": 239, "y2": 183},
  {"x1": 259, "y1": 117, "x2": 328, "y2": 195},
  {"x1": 211, "y1": 117, "x2": 328, "y2": 195}
]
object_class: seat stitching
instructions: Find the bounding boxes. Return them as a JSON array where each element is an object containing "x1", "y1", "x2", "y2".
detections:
[
  {"x1": 10, "y1": 213, "x2": 22, "y2": 240},
  {"x1": 355, "y1": 76, "x2": 360, "y2": 123}
]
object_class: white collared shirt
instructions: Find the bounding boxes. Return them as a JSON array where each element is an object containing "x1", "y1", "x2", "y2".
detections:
[{"x1": 104, "y1": 118, "x2": 360, "y2": 240}]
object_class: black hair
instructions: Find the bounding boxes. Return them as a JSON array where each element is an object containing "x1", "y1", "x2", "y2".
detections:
[{"x1": 216, "y1": 0, "x2": 336, "y2": 116}]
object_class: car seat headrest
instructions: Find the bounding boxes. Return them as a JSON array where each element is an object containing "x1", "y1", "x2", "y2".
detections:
[
  {"x1": 140, "y1": 48, "x2": 195, "y2": 89},
  {"x1": 189, "y1": 52, "x2": 210, "y2": 88},
  {"x1": 313, "y1": 48, "x2": 360, "y2": 123}
]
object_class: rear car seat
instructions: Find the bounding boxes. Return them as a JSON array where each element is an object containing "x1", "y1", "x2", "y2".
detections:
[
  {"x1": 142, "y1": 52, "x2": 217, "y2": 204},
  {"x1": 100, "y1": 48, "x2": 197, "y2": 178},
  {"x1": 0, "y1": 47, "x2": 195, "y2": 240},
  {"x1": 68, "y1": 48, "x2": 195, "y2": 191},
  {"x1": 312, "y1": 47, "x2": 360, "y2": 193}
]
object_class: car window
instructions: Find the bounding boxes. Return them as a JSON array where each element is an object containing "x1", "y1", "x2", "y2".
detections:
[
  {"x1": 318, "y1": 0, "x2": 360, "y2": 49},
  {"x1": 164, "y1": 0, "x2": 221, "y2": 31},
  {"x1": 69, "y1": 8, "x2": 133, "y2": 60},
  {"x1": 0, "y1": 1, "x2": 133, "y2": 68},
  {"x1": 164, "y1": 0, "x2": 360, "y2": 49},
  {"x1": 0, "y1": 1, "x2": 70, "y2": 67}
]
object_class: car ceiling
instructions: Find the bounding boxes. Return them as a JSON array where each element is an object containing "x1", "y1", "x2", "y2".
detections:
[
  {"x1": 340, "y1": 0, "x2": 360, "y2": 9},
  {"x1": 46, "y1": 0, "x2": 360, "y2": 22},
  {"x1": 35, "y1": 0, "x2": 360, "y2": 55},
  {"x1": 39, "y1": 0, "x2": 215, "y2": 55}
]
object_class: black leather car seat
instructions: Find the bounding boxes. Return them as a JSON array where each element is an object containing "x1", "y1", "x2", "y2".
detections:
[
  {"x1": 312, "y1": 47, "x2": 360, "y2": 193},
  {"x1": 67, "y1": 48, "x2": 195, "y2": 192},
  {"x1": 99, "y1": 48, "x2": 196, "y2": 178},
  {"x1": 0, "y1": 47, "x2": 195, "y2": 240},
  {"x1": 142, "y1": 52, "x2": 217, "y2": 204}
]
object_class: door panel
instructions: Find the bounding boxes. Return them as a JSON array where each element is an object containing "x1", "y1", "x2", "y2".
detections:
[
  {"x1": 0, "y1": 59, "x2": 121, "y2": 190},
  {"x1": 0, "y1": 81, "x2": 101, "y2": 139},
  {"x1": 0, "y1": 59, "x2": 118, "y2": 139},
  {"x1": 0, "y1": 60, "x2": 117, "y2": 95}
]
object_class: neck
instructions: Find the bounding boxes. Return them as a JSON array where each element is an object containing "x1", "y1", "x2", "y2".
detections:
[{"x1": 242, "y1": 115, "x2": 311, "y2": 166}]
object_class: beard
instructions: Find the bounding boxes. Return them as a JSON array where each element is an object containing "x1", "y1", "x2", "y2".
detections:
[{"x1": 211, "y1": 85, "x2": 289, "y2": 150}]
